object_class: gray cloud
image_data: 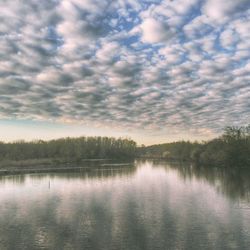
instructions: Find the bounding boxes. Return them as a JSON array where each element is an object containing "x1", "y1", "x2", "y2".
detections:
[{"x1": 0, "y1": 0, "x2": 249, "y2": 138}]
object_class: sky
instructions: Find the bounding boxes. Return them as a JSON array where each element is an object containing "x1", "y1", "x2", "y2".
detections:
[{"x1": 0, "y1": 0, "x2": 249, "y2": 145}]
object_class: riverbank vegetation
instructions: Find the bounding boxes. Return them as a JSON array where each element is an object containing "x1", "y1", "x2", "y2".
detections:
[
  {"x1": 138, "y1": 125, "x2": 250, "y2": 167},
  {"x1": 0, "y1": 126, "x2": 249, "y2": 170},
  {"x1": 0, "y1": 137, "x2": 137, "y2": 165}
]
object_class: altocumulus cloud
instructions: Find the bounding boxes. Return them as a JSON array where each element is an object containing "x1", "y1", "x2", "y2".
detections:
[{"x1": 0, "y1": 0, "x2": 249, "y2": 138}]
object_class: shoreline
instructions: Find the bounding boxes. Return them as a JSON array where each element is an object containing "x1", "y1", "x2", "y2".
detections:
[{"x1": 0, "y1": 159, "x2": 135, "y2": 176}]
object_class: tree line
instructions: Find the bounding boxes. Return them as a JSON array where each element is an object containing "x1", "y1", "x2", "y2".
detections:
[
  {"x1": 0, "y1": 137, "x2": 137, "y2": 162},
  {"x1": 1, "y1": 126, "x2": 249, "y2": 168},
  {"x1": 138, "y1": 125, "x2": 250, "y2": 167}
]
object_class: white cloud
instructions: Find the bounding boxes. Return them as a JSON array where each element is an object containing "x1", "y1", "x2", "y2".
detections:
[
  {"x1": 96, "y1": 42, "x2": 120, "y2": 63},
  {"x1": 219, "y1": 29, "x2": 238, "y2": 49},
  {"x1": 140, "y1": 18, "x2": 173, "y2": 43},
  {"x1": 202, "y1": 0, "x2": 250, "y2": 21}
]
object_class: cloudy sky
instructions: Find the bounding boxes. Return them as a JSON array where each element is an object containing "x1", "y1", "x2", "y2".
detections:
[{"x1": 0, "y1": 0, "x2": 249, "y2": 145}]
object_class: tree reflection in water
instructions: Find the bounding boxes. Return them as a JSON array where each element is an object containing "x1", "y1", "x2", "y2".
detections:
[{"x1": 0, "y1": 161, "x2": 250, "y2": 250}]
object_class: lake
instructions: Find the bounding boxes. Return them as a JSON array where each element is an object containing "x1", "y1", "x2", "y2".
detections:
[{"x1": 0, "y1": 160, "x2": 250, "y2": 250}]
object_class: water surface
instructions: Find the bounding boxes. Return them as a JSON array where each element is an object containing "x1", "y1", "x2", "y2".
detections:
[{"x1": 0, "y1": 160, "x2": 250, "y2": 250}]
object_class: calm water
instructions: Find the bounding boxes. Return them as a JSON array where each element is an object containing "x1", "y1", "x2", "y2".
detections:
[{"x1": 0, "y1": 160, "x2": 250, "y2": 250}]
